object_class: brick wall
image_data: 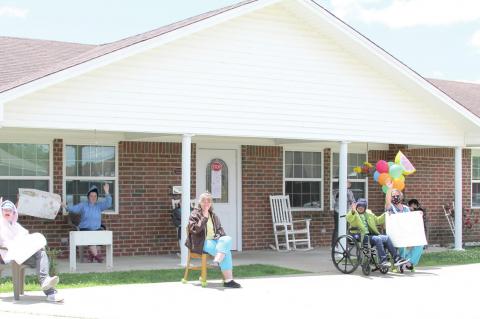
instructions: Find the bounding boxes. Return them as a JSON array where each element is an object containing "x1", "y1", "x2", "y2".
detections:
[
  {"x1": 241, "y1": 146, "x2": 283, "y2": 249},
  {"x1": 367, "y1": 146, "x2": 479, "y2": 246}
]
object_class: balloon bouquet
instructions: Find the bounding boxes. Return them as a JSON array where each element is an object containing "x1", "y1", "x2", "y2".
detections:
[{"x1": 372, "y1": 151, "x2": 416, "y2": 193}]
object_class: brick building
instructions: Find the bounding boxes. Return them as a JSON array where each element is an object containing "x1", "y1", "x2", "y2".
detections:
[{"x1": 1, "y1": 0, "x2": 480, "y2": 259}]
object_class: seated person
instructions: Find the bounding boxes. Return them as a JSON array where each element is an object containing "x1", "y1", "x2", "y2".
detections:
[
  {"x1": 346, "y1": 198, "x2": 408, "y2": 268},
  {"x1": 63, "y1": 183, "x2": 112, "y2": 263},
  {"x1": 0, "y1": 199, "x2": 63, "y2": 302},
  {"x1": 185, "y1": 192, "x2": 241, "y2": 288}
]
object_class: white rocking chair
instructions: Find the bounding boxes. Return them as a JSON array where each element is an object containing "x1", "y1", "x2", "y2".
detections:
[{"x1": 269, "y1": 195, "x2": 312, "y2": 251}]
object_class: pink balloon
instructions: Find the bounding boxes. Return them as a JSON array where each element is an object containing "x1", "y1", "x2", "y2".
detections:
[{"x1": 376, "y1": 160, "x2": 389, "y2": 174}]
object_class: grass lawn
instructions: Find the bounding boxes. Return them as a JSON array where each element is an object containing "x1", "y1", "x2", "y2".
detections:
[
  {"x1": 418, "y1": 247, "x2": 480, "y2": 267},
  {"x1": 0, "y1": 264, "x2": 306, "y2": 293}
]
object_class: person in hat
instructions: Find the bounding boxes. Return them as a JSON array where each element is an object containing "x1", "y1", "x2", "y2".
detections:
[
  {"x1": 0, "y1": 198, "x2": 63, "y2": 302},
  {"x1": 346, "y1": 198, "x2": 408, "y2": 269},
  {"x1": 63, "y1": 183, "x2": 112, "y2": 262}
]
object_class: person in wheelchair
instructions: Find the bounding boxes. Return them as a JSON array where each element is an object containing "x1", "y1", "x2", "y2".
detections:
[{"x1": 346, "y1": 198, "x2": 408, "y2": 269}]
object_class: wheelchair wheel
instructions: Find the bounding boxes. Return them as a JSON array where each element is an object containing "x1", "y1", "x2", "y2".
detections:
[
  {"x1": 331, "y1": 235, "x2": 361, "y2": 274},
  {"x1": 380, "y1": 265, "x2": 389, "y2": 274},
  {"x1": 361, "y1": 256, "x2": 371, "y2": 276}
]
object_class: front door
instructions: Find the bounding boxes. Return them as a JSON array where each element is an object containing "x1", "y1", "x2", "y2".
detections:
[{"x1": 197, "y1": 148, "x2": 238, "y2": 250}]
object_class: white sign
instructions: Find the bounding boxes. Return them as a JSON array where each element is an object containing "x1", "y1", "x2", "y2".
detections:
[
  {"x1": 17, "y1": 188, "x2": 61, "y2": 220},
  {"x1": 5, "y1": 233, "x2": 47, "y2": 264},
  {"x1": 386, "y1": 211, "x2": 427, "y2": 247}
]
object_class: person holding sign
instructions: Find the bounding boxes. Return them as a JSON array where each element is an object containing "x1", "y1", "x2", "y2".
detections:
[
  {"x1": 0, "y1": 199, "x2": 64, "y2": 302},
  {"x1": 185, "y1": 192, "x2": 241, "y2": 288},
  {"x1": 63, "y1": 183, "x2": 112, "y2": 263},
  {"x1": 385, "y1": 184, "x2": 424, "y2": 272},
  {"x1": 346, "y1": 198, "x2": 408, "y2": 268}
]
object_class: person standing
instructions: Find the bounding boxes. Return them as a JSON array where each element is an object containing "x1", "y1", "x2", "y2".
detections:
[{"x1": 332, "y1": 181, "x2": 356, "y2": 246}]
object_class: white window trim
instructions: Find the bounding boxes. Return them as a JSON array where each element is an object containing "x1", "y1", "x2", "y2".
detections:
[
  {"x1": 471, "y1": 152, "x2": 480, "y2": 209},
  {"x1": 330, "y1": 151, "x2": 369, "y2": 211},
  {"x1": 63, "y1": 142, "x2": 119, "y2": 214},
  {"x1": 0, "y1": 141, "x2": 53, "y2": 196},
  {"x1": 283, "y1": 148, "x2": 324, "y2": 211}
]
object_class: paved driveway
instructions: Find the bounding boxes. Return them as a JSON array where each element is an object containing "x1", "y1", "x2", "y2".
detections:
[{"x1": 0, "y1": 263, "x2": 478, "y2": 319}]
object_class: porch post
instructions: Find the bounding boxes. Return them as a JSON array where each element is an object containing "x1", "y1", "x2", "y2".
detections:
[
  {"x1": 454, "y1": 146, "x2": 463, "y2": 250},
  {"x1": 338, "y1": 141, "x2": 349, "y2": 238},
  {"x1": 181, "y1": 134, "x2": 193, "y2": 266}
]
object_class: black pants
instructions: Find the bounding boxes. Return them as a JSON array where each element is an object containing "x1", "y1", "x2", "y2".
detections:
[{"x1": 332, "y1": 211, "x2": 339, "y2": 247}]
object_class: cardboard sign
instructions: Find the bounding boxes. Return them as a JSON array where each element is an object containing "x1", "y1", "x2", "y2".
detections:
[
  {"x1": 4, "y1": 233, "x2": 47, "y2": 264},
  {"x1": 386, "y1": 211, "x2": 427, "y2": 247},
  {"x1": 17, "y1": 188, "x2": 61, "y2": 220}
]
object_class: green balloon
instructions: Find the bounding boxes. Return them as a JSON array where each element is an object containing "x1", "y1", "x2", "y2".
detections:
[
  {"x1": 382, "y1": 185, "x2": 389, "y2": 193},
  {"x1": 389, "y1": 164, "x2": 403, "y2": 179},
  {"x1": 388, "y1": 161, "x2": 394, "y2": 167}
]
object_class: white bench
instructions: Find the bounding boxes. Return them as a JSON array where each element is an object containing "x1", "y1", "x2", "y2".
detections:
[{"x1": 69, "y1": 231, "x2": 113, "y2": 272}]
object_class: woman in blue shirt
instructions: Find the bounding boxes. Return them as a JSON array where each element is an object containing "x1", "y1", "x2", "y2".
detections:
[{"x1": 64, "y1": 183, "x2": 112, "y2": 262}]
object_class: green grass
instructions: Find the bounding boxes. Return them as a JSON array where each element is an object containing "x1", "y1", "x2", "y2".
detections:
[
  {"x1": 0, "y1": 264, "x2": 306, "y2": 293},
  {"x1": 418, "y1": 247, "x2": 480, "y2": 267}
]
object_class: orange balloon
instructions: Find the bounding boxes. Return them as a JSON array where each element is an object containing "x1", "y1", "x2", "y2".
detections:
[
  {"x1": 393, "y1": 179, "x2": 405, "y2": 191},
  {"x1": 378, "y1": 173, "x2": 391, "y2": 186}
]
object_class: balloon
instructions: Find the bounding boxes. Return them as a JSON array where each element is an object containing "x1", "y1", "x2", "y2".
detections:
[
  {"x1": 378, "y1": 173, "x2": 391, "y2": 186},
  {"x1": 382, "y1": 185, "x2": 389, "y2": 193},
  {"x1": 388, "y1": 161, "x2": 394, "y2": 167},
  {"x1": 389, "y1": 164, "x2": 404, "y2": 179},
  {"x1": 396, "y1": 175, "x2": 405, "y2": 182},
  {"x1": 376, "y1": 160, "x2": 389, "y2": 174},
  {"x1": 373, "y1": 171, "x2": 380, "y2": 182},
  {"x1": 393, "y1": 179, "x2": 405, "y2": 191}
]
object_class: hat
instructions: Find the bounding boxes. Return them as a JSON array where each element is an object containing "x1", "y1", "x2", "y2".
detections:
[
  {"x1": 356, "y1": 198, "x2": 368, "y2": 209},
  {"x1": 87, "y1": 186, "x2": 99, "y2": 197},
  {"x1": 1, "y1": 200, "x2": 17, "y2": 213}
]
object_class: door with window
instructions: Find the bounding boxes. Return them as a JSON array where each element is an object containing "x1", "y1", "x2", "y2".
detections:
[{"x1": 197, "y1": 148, "x2": 238, "y2": 250}]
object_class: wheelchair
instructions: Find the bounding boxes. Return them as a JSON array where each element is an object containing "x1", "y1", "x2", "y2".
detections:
[{"x1": 331, "y1": 226, "x2": 391, "y2": 276}]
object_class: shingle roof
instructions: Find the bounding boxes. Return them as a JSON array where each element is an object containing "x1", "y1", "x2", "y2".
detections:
[
  {"x1": 427, "y1": 78, "x2": 480, "y2": 118},
  {"x1": 0, "y1": 36, "x2": 95, "y2": 89},
  {"x1": 0, "y1": 0, "x2": 257, "y2": 94}
]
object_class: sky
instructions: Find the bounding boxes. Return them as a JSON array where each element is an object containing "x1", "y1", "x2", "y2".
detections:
[{"x1": 0, "y1": 0, "x2": 479, "y2": 83}]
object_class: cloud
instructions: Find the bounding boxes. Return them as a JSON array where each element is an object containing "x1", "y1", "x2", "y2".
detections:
[
  {"x1": 0, "y1": 6, "x2": 28, "y2": 18},
  {"x1": 329, "y1": 0, "x2": 480, "y2": 28},
  {"x1": 471, "y1": 30, "x2": 480, "y2": 50}
]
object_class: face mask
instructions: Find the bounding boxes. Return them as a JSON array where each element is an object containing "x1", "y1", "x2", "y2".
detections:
[{"x1": 392, "y1": 195, "x2": 401, "y2": 205}]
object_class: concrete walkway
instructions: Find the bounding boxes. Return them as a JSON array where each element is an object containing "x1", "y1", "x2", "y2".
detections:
[{"x1": 0, "y1": 262, "x2": 477, "y2": 319}]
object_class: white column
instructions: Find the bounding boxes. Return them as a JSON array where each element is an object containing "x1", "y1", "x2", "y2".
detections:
[
  {"x1": 181, "y1": 134, "x2": 193, "y2": 266},
  {"x1": 338, "y1": 141, "x2": 349, "y2": 238},
  {"x1": 454, "y1": 146, "x2": 463, "y2": 250}
]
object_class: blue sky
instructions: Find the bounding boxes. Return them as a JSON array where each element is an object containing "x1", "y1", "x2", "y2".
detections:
[{"x1": 1, "y1": 0, "x2": 479, "y2": 83}]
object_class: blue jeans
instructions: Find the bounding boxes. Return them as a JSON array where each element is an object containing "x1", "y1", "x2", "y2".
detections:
[
  {"x1": 368, "y1": 235, "x2": 398, "y2": 263},
  {"x1": 203, "y1": 236, "x2": 233, "y2": 271}
]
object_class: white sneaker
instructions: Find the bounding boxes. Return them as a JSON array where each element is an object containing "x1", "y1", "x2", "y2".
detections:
[
  {"x1": 41, "y1": 276, "x2": 59, "y2": 291},
  {"x1": 46, "y1": 293, "x2": 64, "y2": 303}
]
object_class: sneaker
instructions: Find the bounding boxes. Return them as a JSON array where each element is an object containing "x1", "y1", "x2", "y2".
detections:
[
  {"x1": 380, "y1": 260, "x2": 391, "y2": 268},
  {"x1": 46, "y1": 293, "x2": 64, "y2": 303},
  {"x1": 393, "y1": 256, "x2": 409, "y2": 267},
  {"x1": 41, "y1": 276, "x2": 59, "y2": 291},
  {"x1": 223, "y1": 280, "x2": 242, "y2": 288},
  {"x1": 405, "y1": 263, "x2": 415, "y2": 272}
]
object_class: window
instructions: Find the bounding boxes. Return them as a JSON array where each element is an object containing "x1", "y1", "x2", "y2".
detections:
[
  {"x1": 284, "y1": 151, "x2": 322, "y2": 209},
  {"x1": 65, "y1": 145, "x2": 117, "y2": 212},
  {"x1": 0, "y1": 143, "x2": 51, "y2": 202},
  {"x1": 332, "y1": 152, "x2": 368, "y2": 207},
  {"x1": 472, "y1": 154, "x2": 480, "y2": 207},
  {"x1": 205, "y1": 158, "x2": 228, "y2": 203}
]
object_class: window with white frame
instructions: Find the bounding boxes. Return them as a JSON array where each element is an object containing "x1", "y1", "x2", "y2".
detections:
[
  {"x1": 332, "y1": 152, "x2": 368, "y2": 207},
  {"x1": 0, "y1": 143, "x2": 51, "y2": 202},
  {"x1": 284, "y1": 151, "x2": 322, "y2": 209},
  {"x1": 472, "y1": 153, "x2": 480, "y2": 207},
  {"x1": 65, "y1": 145, "x2": 116, "y2": 212}
]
